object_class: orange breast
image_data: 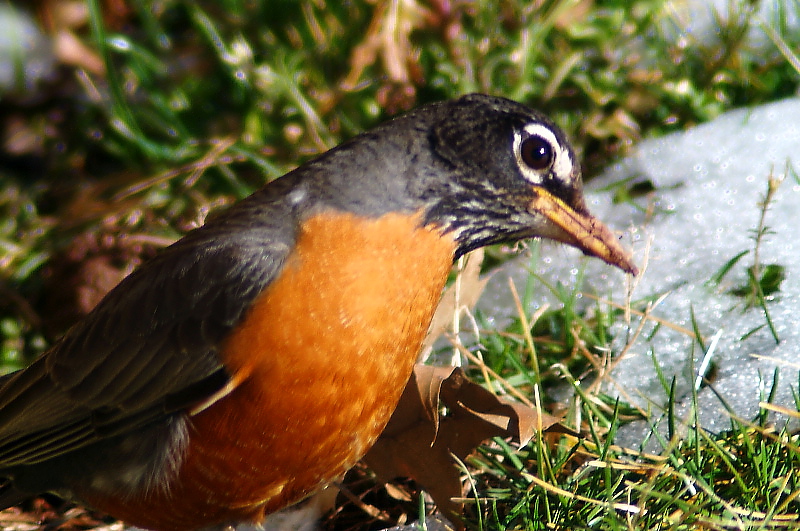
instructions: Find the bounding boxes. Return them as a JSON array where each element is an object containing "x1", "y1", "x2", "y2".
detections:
[{"x1": 88, "y1": 210, "x2": 456, "y2": 530}]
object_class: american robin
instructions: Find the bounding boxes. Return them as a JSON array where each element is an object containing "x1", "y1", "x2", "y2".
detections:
[{"x1": 0, "y1": 94, "x2": 635, "y2": 530}]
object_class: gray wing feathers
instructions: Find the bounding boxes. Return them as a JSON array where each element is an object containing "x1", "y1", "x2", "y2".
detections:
[{"x1": 0, "y1": 195, "x2": 296, "y2": 468}]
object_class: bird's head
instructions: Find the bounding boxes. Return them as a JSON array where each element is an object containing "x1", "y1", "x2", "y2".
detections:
[{"x1": 415, "y1": 94, "x2": 637, "y2": 275}]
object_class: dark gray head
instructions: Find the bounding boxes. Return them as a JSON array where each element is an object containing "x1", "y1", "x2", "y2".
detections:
[{"x1": 269, "y1": 93, "x2": 637, "y2": 273}]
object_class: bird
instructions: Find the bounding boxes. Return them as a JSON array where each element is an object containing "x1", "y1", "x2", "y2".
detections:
[{"x1": 0, "y1": 93, "x2": 636, "y2": 530}]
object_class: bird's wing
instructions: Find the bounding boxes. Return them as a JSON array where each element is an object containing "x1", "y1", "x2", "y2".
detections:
[{"x1": 0, "y1": 198, "x2": 296, "y2": 467}]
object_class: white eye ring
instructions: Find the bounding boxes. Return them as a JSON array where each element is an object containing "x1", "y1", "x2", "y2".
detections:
[{"x1": 513, "y1": 123, "x2": 575, "y2": 185}]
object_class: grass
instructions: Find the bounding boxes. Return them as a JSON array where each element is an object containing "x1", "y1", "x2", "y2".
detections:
[
  {"x1": 452, "y1": 276, "x2": 800, "y2": 529},
  {"x1": 447, "y1": 159, "x2": 800, "y2": 529},
  {"x1": 1, "y1": 0, "x2": 800, "y2": 529}
]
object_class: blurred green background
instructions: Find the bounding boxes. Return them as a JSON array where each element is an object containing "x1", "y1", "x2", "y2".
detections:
[
  {"x1": 1, "y1": 1, "x2": 799, "y2": 529},
  {"x1": 0, "y1": 0, "x2": 800, "y2": 371},
  {"x1": 0, "y1": 0, "x2": 797, "y2": 391}
]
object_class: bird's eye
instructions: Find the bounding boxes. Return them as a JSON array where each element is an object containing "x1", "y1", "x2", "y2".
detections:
[{"x1": 519, "y1": 135, "x2": 554, "y2": 171}]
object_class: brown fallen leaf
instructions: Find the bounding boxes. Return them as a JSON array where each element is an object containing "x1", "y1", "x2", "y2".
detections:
[
  {"x1": 364, "y1": 365, "x2": 571, "y2": 524},
  {"x1": 341, "y1": 0, "x2": 434, "y2": 113}
]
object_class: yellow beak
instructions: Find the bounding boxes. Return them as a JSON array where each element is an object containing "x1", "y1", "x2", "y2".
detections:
[{"x1": 530, "y1": 188, "x2": 638, "y2": 275}]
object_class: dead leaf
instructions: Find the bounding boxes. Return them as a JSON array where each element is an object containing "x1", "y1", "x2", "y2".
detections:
[
  {"x1": 342, "y1": 0, "x2": 427, "y2": 86},
  {"x1": 364, "y1": 365, "x2": 571, "y2": 523},
  {"x1": 341, "y1": 0, "x2": 437, "y2": 113},
  {"x1": 36, "y1": 0, "x2": 108, "y2": 74}
]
